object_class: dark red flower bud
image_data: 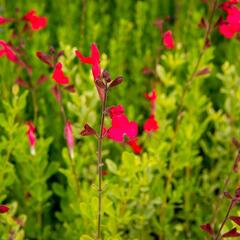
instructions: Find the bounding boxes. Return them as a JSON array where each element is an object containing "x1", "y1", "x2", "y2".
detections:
[
  {"x1": 102, "y1": 170, "x2": 108, "y2": 176},
  {"x1": 109, "y1": 76, "x2": 124, "y2": 88},
  {"x1": 80, "y1": 124, "x2": 97, "y2": 136},
  {"x1": 51, "y1": 85, "x2": 61, "y2": 103},
  {"x1": 204, "y1": 38, "x2": 211, "y2": 49},
  {"x1": 195, "y1": 67, "x2": 210, "y2": 77},
  {"x1": 214, "y1": 16, "x2": 223, "y2": 28},
  {"x1": 224, "y1": 191, "x2": 233, "y2": 199},
  {"x1": 198, "y1": 17, "x2": 207, "y2": 29},
  {"x1": 15, "y1": 77, "x2": 30, "y2": 89},
  {"x1": 200, "y1": 223, "x2": 214, "y2": 235},
  {"x1": 222, "y1": 228, "x2": 240, "y2": 237},
  {"x1": 229, "y1": 216, "x2": 240, "y2": 226},
  {"x1": 36, "y1": 51, "x2": 53, "y2": 67},
  {"x1": 102, "y1": 70, "x2": 111, "y2": 82},
  {"x1": 56, "y1": 50, "x2": 64, "y2": 60},
  {"x1": 234, "y1": 187, "x2": 240, "y2": 201},
  {"x1": 37, "y1": 74, "x2": 48, "y2": 85},
  {"x1": 232, "y1": 138, "x2": 240, "y2": 149},
  {"x1": 95, "y1": 78, "x2": 106, "y2": 89},
  {"x1": 0, "y1": 204, "x2": 9, "y2": 214},
  {"x1": 64, "y1": 84, "x2": 75, "y2": 93},
  {"x1": 49, "y1": 46, "x2": 55, "y2": 55},
  {"x1": 141, "y1": 66, "x2": 154, "y2": 75}
]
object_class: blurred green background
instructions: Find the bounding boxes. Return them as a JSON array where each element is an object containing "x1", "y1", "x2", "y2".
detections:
[{"x1": 1, "y1": 0, "x2": 240, "y2": 239}]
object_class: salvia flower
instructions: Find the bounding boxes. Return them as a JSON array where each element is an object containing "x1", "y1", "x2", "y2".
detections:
[
  {"x1": 143, "y1": 115, "x2": 159, "y2": 133},
  {"x1": 75, "y1": 43, "x2": 100, "y2": 79},
  {"x1": 75, "y1": 43, "x2": 104, "y2": 100},
  {"x1": 127, "y1": 138, "x2": 142, "y2": 154},
  {"x1": 220, "y1": 0, "x2": 239, "y2": 11},
  {"x1": 23, "y1": 10, "x2": 47, "y2": 31},
  {"x1": 26, "y1": 121, "x2": 36, "y2": 155},
  {"x1": 0, "y1": 40, "x2": 18, "y2": 63},
  {"x1": 0, "y1": 204, "x2": 9, "y2": 214},
  {"x1": 107, "y1": 105, "x2": 138, "y2": 142},
  {"x1": 0, "y1": 16, "x2": 13, "y2": 25},
  {"x1": 163, "y1": 31, "x2": 174, "y2": 49},
  {"x1": 64, "y1": 121, "x2": 74, "y2": 159},
  {"x1": 52, "y1": 62, "x2": 69, "y2": 85},
  {"x1": 219, "y1": 1, "x2": 240, "y2": 38}
]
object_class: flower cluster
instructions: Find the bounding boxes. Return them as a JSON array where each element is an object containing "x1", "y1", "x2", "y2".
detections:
[
  {"x1": 219, "y1": 0, "x2": 240, "y2": 38},
  {"x1": 107, "y1": 105, "x2": 138, "y2": 142}
]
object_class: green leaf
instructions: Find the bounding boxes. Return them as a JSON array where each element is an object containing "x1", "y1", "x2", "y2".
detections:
[{"x1": 106, "y1": 159, "x2": 118, "y2": 174}]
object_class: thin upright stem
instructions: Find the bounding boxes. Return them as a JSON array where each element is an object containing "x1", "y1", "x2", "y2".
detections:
[
  {"x1": 97, "y1": 86, "x2": 108, "y2": 239},
  {"x1": 214, "y1": 200, "x2": 235, "y2": 240},
  {"x1": 160, "y1": 1, "x2": 219, "y2": 238},
  {"x1": 175, "y1": 0, "x2": 218, "y2": 131},
  {"x1": 31, "y1": 86, "x2": 38, "y2": 123}
]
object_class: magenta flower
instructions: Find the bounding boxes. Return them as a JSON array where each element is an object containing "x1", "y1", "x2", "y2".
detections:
[
  {"x1": 64, "y1": 121, "x2": 74, "y2": 158},
  {"x1": 107, "y1": 105, "x2": 138, "y2": 142},
  {"x1": 26, "y1": 121, "x2": 36, "y2": 155},
  {"x1": 163, "y1": 31, "x2": 174, "y2": 49},
  {"x1": 219, "y1": 1, "x2": 240, "y2": 38}
]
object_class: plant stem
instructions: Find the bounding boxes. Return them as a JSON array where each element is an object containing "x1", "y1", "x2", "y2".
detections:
[
  {"x1": 160, "y1": 1, "x2": 218, "y2": 238},
  {"x1": 31, "y1": 86, "x2": 38, "y2": 123},
  {"x1": 214, "y1": 200, "x2": 234, "y2": 240},
  {"x1": 175, "y1": 0, "x2": 218, "y2": 131},
  {"x1": 97, "y1": 86, "x2": 108, "y2": 239},
  {"x1": 210, "y1": 173, "x2": 231, "y2": 228}
]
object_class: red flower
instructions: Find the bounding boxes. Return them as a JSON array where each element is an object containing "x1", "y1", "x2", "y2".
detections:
[
  {"x1": 107, "y1": 105, "x2": 138, "y2": 142},
  {"x1": 219, "y1": 2, "x2": 240, "y2": 38},
  {"x1": 163, "y1": 31, "x2": 174, "y2": 49},
  {"x1": 0, "y1": 16, "x2": 13, "y2": 25},
  {"x1": 143, "y1": 115, "x2": 159, "y2": 133},
  {"x1": 0, "y1": 204, "x2": 9, "y2": 214},
  {"x1": 26, "y1": 121, "x2": 36, "y2": 155},
  {"x1": 23, "y1": 10, "x2": 47, "y2": 31},
  {"x1": 0, "y1": 40, "x2": 18, "y2": 62},
  {"x1": 75, "y1": 43, "x2": 104, "y2": 101},
  {"x1": 52, "y1": 62, "x2": 69, "y2": 85},
  {"x1": 145, "y1": 89, "x2": 157, "y2": 103},
  {"x1": 127, "y1": 138, "x2": 142, "y2": 154},
  {"x1": 220, "y1": 0, "x2": 239, "y2": 11},
  {"x1": 64, "y1": 121, "x2": 74, "y2": 158}
]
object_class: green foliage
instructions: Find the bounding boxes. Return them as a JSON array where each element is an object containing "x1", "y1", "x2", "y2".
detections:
[{"x1": 1, "y1": 0, "x2": 240, "y2": 239}]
